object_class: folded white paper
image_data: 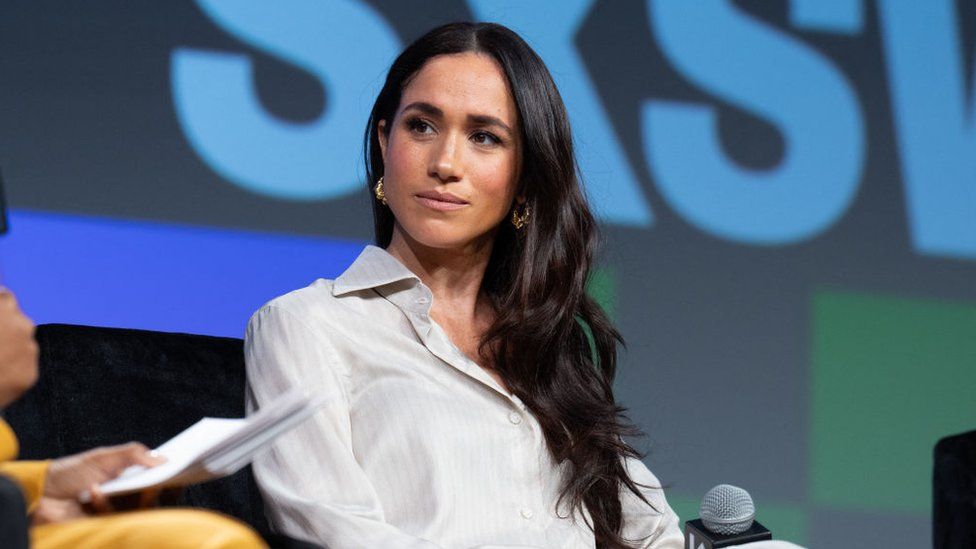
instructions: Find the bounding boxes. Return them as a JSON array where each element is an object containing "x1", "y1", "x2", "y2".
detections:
[{"x1": 90, "y1": 388, "x2": 327, "y2": 499}]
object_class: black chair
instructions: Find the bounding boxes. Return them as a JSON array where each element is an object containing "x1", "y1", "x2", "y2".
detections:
[
  {"x1": 934, "y1": 429, "x2": 976, "y2": 549},
  {"x1": 4, "y1": 323, "x2": 320, "y2": 549}
]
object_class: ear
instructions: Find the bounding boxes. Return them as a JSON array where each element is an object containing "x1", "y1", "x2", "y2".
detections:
[
  {"x1": 515, "y1": 195, "x2": 526, "y2": 205},
  {"x1": 377, "y1": 119, "x2": 389, "y2": 162}
]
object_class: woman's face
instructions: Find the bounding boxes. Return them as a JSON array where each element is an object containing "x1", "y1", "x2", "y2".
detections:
[{"x1": 378, "y1": 52, "x2": 522, "y2": 252}]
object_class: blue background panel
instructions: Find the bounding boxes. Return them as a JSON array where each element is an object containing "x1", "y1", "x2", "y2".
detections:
[{"x1": 0, "y1": 209, "x2": 365, "y2": 338}]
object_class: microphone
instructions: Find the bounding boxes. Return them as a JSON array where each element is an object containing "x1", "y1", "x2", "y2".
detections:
[{"x1": 684, "y1": 484, "x2": 772, "y2": 549}]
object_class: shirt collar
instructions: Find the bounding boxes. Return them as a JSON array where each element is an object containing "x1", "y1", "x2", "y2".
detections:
[{"x1": 332, "y1": 245, "x2": 423, "y2": 297}]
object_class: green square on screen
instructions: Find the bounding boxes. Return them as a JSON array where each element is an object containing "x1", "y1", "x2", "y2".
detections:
[
  {"x1": 811, "y1": 291, "x2": 976, "y2": 513},
  {"x1": 581, "y1": 267, "x2": 616, "y2": 365},
  {"x1": 587, "y1": 267, "x2": 616, "y2": 320}
]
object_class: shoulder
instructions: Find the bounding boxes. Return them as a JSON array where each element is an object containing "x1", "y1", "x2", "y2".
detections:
[
  {"x1": 255, "y1": 279, "x2": 337, "y2": 318},
  {"x1": 249, "y1": 278, "x2": 352, "y2": 327},
  {"x1": 244, "y1": 281, "x2": 355, "y2": 395},
  {"x1": 246, "y1": 280, "x2": 349, "y2": 346},
  {"x1": 247, "y1": 278, "x2": 392, "y2": 341},
  {"x1": 245, "y1": 280, "x2": 348, "y2": 371}
]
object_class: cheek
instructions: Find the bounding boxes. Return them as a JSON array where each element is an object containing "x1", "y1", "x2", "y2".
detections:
[
  {"x1": 474, "y1": 159, "x2": 519, "y2": 208},
  {"x1": 483, "y1": 179, "x2": 516, "y2": 209},
  {"x1": 386, "y1": 139, "x2": 423, "y2": 182}
]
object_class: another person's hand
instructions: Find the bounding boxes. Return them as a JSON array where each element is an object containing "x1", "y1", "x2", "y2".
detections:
[
  {"x1": 30, "y1": 443, "x2": 168, "y2": 525},
  {"x1": 44, "y1": 442, "x2": 165, "y2": 501},
  {"x1": 31, "y1": 496, "x2": 87, "y2": 525},
  {"x1": 31, "y1": 484, "x2": 181, "y2": 526},
  {"x1": 32, "y1": 485, "x2": 153, "y2": 525},
  {"x1": 0, "y1": 288, "x2": 39, "y2": 407}
]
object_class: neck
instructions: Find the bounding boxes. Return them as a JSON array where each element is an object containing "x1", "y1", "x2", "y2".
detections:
[{"x1": 385, "y1": 224, "x2": 495, "y2": 314}]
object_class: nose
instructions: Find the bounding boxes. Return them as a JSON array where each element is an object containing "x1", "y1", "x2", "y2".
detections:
[{"x1": 428, "y1": 133, "x2": 463, "y2": 183}]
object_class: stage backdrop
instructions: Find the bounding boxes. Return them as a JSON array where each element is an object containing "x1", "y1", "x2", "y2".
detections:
[{"x1": 2, "y1": 1, "x2": 974, "y2": 546}]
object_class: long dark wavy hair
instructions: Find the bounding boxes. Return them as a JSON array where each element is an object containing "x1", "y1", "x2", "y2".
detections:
[{"x1": 364, "y1": 22, "x2": 657, "y2": 548}]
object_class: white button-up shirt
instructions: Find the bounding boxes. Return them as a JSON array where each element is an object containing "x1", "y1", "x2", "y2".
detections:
[{"x1": 245, "y1": 245, "x2": 683, "y2": 548}]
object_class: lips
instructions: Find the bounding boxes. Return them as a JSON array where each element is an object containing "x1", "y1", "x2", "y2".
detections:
[
  {"x1": 415, "y1": 191, "x2": 468, "y2": 204},
  {"x1": 414, "y1": 191, "x2": 469, "y2": 212}
]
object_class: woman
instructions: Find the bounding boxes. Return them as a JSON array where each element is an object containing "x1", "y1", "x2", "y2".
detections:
[
  {"x1": 0, "y1": 288, "x2": 266, "y2": 548},
  {"x1": 245, "y1": 22, "x2": 681, "y2": 548}
]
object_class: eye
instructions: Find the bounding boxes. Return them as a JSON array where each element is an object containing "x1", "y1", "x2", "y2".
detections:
[
  {"x1": 406, "y1": 118, "x2": 434, "y2": 135},
  {"x1": 471, "y1": 131, "x2": 501, "y2": 146}
]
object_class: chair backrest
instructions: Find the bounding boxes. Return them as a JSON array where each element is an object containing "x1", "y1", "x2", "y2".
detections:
[
  {"x1": 4, "y1": 323, "x2": 270, "y2": 532},
  {"x1": 934, "y1": 429, "x2": 976, "y2": 549}
]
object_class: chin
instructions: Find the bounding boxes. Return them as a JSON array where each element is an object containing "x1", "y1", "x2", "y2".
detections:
[
  {"x1": 412, "y1": 231, "x2": 474, "y2": 250},
  {"x1": 401, "y1": 220, "x2": 491, "y2": 251}
]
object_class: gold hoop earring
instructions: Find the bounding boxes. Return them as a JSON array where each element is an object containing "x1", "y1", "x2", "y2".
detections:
[
  {"x1": 374, "y1": 177, "x2": 388, "y2": 205},
  {"x1": 511, "y1": 204, "x2": 530, "y2": 229}
]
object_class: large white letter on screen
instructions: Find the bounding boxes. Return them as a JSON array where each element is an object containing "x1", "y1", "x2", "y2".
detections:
[
  {"x1": 467, "y1": 0, "x2": 655, "y2": 226},
  {"x1": 878, "y1": 1, "x2": 976, "y2": 261},
  {"x1": 172, "y1": 0, "x2": 400, "y2": 200},
  {"x1": 642, "y1": 0, "x2": 865, "y2": 245}
]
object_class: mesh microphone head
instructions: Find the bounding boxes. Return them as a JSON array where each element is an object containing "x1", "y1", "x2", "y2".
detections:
[{"x1": 699, "y1": 484, "x2": 756, "y2": 535}]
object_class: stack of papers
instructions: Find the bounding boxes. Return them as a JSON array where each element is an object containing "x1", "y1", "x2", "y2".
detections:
[{"x1": 91, "y1": 389, "x2": 327, "y2": 498}]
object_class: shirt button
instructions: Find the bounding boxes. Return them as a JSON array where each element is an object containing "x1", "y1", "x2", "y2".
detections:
[
  {"x1": 520, "y1": 508, "x2": 534, "y2": 519},
  {"x1": 508, "y1": 412, "x2": 522, "y2": 425},
  {"x1": 416, "y1": 297, "x2": 429, "y2": 304}
]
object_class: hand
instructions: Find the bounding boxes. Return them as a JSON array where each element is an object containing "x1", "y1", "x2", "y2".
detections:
[
  {"x1": 32, "y1": 479, "x2": 182, "y2": 526},
  {"x1": 31, "y1": 484, "x2": 150, "y2": 526},
  {"x1": 80, "y1": 484, "x2": 184, "y2": 515},
  {"x1": 0, "y1": 289, "x2": 39, "y2": 407},
  {"x1": 45, "y1": 443, "x2": 166, "y2": 500},
  {"x1": 31, "y1": 496, "x2": 87, "y2": 526}
]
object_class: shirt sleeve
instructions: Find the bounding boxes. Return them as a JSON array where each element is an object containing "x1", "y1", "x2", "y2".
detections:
[
  {"x1": 0, "y1": 461, "x2": 49, "y2": 513},
  {"x1": 618, "y1": 456, "x2": 684, "y2": 549},
  {"x1": 0, "y1": 418, "x2": 20, "y2": 462},
  {"x1": 0, "y1": 418, "x2": 49, "y2": 512},
  {"x1": 245, "y1": 303, "x2": 450, "y2": 548}
]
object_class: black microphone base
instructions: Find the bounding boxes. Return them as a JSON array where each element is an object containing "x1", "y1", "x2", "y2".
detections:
[{"x1": 684, "y1": 519, "x2": 772, "y2": 548}]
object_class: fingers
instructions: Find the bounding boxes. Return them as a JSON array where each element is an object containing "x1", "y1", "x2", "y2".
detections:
[
  {"x1": 84, "y1": 484, "x2": 164, "y2": 514},
  {"x1": 46, "y1": 442, "x2": 168, "y2": 500},
  {"x1": 143, "y1": 449, "x2": 167, "y2": 467},
  {"x1": 32, "y1": 496, "x2": 88, "y2": 526},
  {"x1": 117, "y1": 442, "x2": 166, "y2": 468},
  {"x1": 90, "y1": 442, "x2": 167, "y2": 476},
  {"x1": 138, "y1": 487, "x2": 161, "y2": 509},
  {"x1": 87, "y1": 483, "x2": 114, "y2": 515}
]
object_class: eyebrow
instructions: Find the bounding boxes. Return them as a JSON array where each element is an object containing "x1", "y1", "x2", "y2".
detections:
[{"x1": 400, "y1": 101, "x2": 514, "y2": 136}]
